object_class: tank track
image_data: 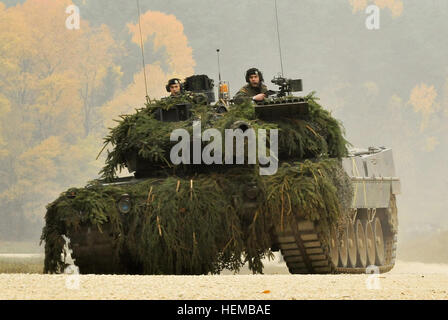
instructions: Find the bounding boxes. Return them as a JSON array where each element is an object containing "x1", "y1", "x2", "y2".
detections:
[
  {"x1": 69, "y1": 194, "x2": 398, "y2": 275},
  {"x1": 273, "y1": 209, "x2": 397, "y2": 274},
  {"x1": 69, "y1": 225, "x2": 122, "y2": 274},
  {"x1": 69, "y1": 221, "x2": 397, "y2": 275}
]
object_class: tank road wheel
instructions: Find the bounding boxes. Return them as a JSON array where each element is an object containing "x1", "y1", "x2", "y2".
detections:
[
  {"x1": 329, "y1": 228, "x2": 339, "y2": 267},
  {"x1": 355, "y1": 219, "x2": 368, "y2": 268},
  {"x1": 374, "y1": 217, "x2": 386, "y2": 266},
  {"x1": 338, "y1": 225, "x2": 349, "y2": 268},
  {"x1": 365, "y1": 221, "x2": 376, "y2": 266},
  {"x1": 347, "y1": 221, "x2": 357, "y2": 268}
]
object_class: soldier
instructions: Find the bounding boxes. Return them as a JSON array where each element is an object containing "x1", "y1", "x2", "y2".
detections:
[
  {"x1": 233, "y1": 68, "x2": 268, "y2": 104},
  {"x1": 164, "y1": 78, "x2": 209, "y2": 105},
  {"x1": 166, "y1": 78, "x2": 183, "y2": 96}
]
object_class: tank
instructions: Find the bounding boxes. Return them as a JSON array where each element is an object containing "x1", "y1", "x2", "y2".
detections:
[{"x1": 41, "y1": 74, "x2": 400, "y2": 275}]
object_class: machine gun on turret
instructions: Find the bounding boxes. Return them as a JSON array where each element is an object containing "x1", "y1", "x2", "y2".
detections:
[
  {"x1": 253, "y1": 75, "x2": 308, "y2": 120},
  {"x1": 266, "y1": 75, "x2": 303, "y2": 98}
]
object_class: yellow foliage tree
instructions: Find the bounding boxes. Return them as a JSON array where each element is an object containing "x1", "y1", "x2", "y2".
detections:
[
  {"x1": 0, "y1": 1, "x2": 197, "y2": 239},
  {"x1": 408, "y1": 83, "x2": 438, "y2": 132},
  {"x1": 348, "y1": 0, "x2": 403, "y2": 17},
  {"x1": 102, "y1": 10, "x2": 196, "y2": 127},
  {"x1": 127, "y1": 11, "x2": 196, "y2": 77},
  {"x1": 0, "y1": 0, "x2": 122, "y2": 235}
]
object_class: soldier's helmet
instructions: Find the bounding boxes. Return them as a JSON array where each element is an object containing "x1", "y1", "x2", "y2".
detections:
[
  {"x1": 166, "y1": 78, "x2": 183, "y2": 92},
  {"x1": 245, "y1": 68, "x2": 264, "y2": 83}
]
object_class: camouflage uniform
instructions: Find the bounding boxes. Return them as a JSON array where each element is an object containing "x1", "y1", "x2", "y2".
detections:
[{"x1": 233, "y1": 84, "x2": 268, "y2": 104}]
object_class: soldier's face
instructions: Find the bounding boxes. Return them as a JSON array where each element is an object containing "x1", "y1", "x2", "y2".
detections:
[
  {"x1": 170, "y1": 83, "x2": 181, "y2": 95},
  {"x1": 249, "y1": 74, "x2": 260, "y2": 87}
]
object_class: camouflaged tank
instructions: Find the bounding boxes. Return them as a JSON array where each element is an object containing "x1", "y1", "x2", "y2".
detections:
[{"x1": 41, "y1": 74, "x2": 400, "y2": 275}]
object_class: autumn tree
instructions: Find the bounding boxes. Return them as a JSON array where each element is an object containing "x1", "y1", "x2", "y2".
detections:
[
  {"x1": 0, "y1": 0, "x2": 197, "y2": 241},
  {"x1": 101, "y1": 10, "x2": 196, "y2": 126},
  {"x1": 0, "y1": 0, "x2": 123, "y2": 240}
]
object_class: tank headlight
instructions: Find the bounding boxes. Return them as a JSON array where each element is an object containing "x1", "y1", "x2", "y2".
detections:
[
  {"x1": 245, "y1": 186, "x2": 258, "y2": 200},
  {"x1": 118, "y1": 194, "x2": 132, "y2": 214}
]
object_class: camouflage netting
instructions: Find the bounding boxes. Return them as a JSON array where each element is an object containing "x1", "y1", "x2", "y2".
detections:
[
  {"x1": 41, "y1": 93, "x2": 353, "y2": 275},
  {"x1": 99, "y1": 93, "x2": 348, "y2": 180},
  {"x1": 41, "y1": 160, "x2": 352, "y2": 274}
]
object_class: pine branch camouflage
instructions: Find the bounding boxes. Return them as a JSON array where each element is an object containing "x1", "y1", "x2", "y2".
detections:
[{"x1": 41, "y1": 92, "x2": 353, "y2": 275}]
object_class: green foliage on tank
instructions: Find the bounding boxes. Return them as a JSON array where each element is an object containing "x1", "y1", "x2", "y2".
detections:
[
  {"x1": 41, "y1": 91, "x2": 353, "y2": 275},
  {"x1": 99, "y1": 92, "x2": 348, "y2": 180},
  {"x1": 42, "y1": 159, "x2": 352, "y2": 274}
]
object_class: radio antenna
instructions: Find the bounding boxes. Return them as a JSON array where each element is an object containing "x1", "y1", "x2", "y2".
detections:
[
  {"x1": 274, "y1": 0, "x2": 285, "y2": 77},
  {"x1": 216, "y1": 49, "x2": 222, "y2": 82},
  {"x1": 136, "y1": 0, "x2": 149, "y2": 103}
]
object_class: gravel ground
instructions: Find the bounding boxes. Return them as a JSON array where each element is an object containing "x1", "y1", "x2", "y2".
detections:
[{"x1": 1, "y1": 259, "x2": 447, "y2": 300}]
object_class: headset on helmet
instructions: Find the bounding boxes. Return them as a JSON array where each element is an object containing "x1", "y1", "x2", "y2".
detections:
[
  {"x1": 245, "y1": 68, "x2": 264, "y2": 83},
  {"x1": 166, "y1": 78, "x2": 183, "y2": 92}
]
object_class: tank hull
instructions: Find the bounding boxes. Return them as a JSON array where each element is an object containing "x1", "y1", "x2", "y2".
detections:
[{"x1": 67, "y1": 148, "x2": 399, "y2": 275}]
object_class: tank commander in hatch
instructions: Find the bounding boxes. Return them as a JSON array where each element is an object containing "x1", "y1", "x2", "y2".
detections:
[
  {"x1": 233, "y1": 68, "x2": 268, "y2": 104},
  {"x1": 166, "y1": 78, "x2": 183, "y2": 97}
]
